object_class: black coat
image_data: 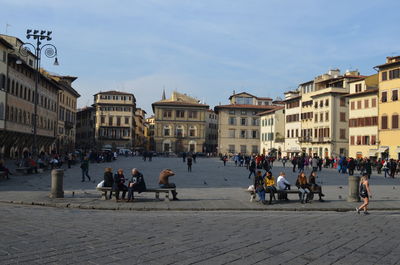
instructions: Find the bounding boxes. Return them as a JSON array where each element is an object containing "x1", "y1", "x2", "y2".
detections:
[
  {"x1": 103, "y1": 172, "x2": 114, "y2": 187},
  {"x1": 128, "y1": 172, "x2": 147, "y2": 193}
]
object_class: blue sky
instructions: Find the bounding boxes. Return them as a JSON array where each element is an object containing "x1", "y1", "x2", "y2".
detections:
[{"x1": 1, "y1": 0, "x2": 400, "y2": 114}]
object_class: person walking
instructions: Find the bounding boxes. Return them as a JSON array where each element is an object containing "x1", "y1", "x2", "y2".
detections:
[
  {"x1": 311, "y1": 156, "x2": 319, "y2": 172},
  {"x1": 365, "y1": 159, "x2": 372, "y2": 179},
  {"x1": 281, "y1": 157, "x2": 287, "y2": 167},
  {"x1": 248, "y1": 159, "x2": 256, "y2": 179},
  {"x1": 187, "y1": 156, "x2": 193, "y2": 172},
  {"x1": 80, "y1": 157, "x2": 91, "y2": 182},
  {"x1": 356, "y1": 174, "x2": 372, "y2": 215},
  {"x1": 222, "y1": 154, "x2": 228, "y2": 166}
]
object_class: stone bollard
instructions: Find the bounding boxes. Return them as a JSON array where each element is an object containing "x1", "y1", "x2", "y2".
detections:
[
  {"x1": 347, "y1": 175, "x2": 360, "y2": 202},
  {"x1": 50, "y1": 169, "x2": 64, "y2": 198}
]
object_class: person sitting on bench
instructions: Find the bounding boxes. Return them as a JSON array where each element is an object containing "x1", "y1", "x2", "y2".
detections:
[
  {"x1": 264, "y1": 171, "x2": 277, "y2": 204},
  {"x1": 308, "y1": 171, "x2": 325, "y2": 202},
  {"x1": 127, "y1": 168, "x2": 147, "y2": 202},
  {"x1": 103, "y1": 167, "x2": 114, "y2": 199},
  {"x1": 296, "y1": 172, "x2": 311, "y2": 204},
  {"x1": 158, "y1": 169, "x2": 178, "y2": 200},
  {"x1": 277, "y1": 172, "x2": 291, "y2": 200},
  {"x1": 113, "y1": 169, "x2": 128, "y2": 202}
]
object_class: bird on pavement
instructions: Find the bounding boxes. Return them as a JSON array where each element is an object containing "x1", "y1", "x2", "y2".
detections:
[{"x1": 203, "y1": 181, "x2": 207, "y2": 185}]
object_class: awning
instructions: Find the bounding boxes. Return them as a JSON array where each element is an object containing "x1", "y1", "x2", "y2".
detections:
[
  {"x1": 356, "y1": 152, "x2": 363, "y2": 155},
  {"x1": 377, "y1": 146, "x2": 389, "y2": 153},
  {"x1": 395, "y1": 146, "x2": 400, "y2": 153},
  {"x1": 368, "y1": 149, "x2": 378, "y2": 157}
]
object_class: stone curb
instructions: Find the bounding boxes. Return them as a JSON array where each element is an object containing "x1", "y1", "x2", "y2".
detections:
[{"x1": 1, "y1": 200, "x2": 400, "y2": 212}]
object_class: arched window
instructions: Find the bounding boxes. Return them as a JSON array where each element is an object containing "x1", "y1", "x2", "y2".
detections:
[
  {"x1": 176, "y1": 125, "x2": 184, "y2": 137},
  {"x1": 189, "y1": 126, "x2": 197, "y2": 137},
  {"x1": 163, "y1": 125, "x2": 171, "y2": 136}
]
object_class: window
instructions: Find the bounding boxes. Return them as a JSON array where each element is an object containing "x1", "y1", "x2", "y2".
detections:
[
  {"x1": 252, "y1": 145, "x2": 258, "y2": 154},
  {"x1": 252, "y1": 118, "x2": 259, "y2": 126},
  {"x1": 240, "y1": 145, "x2": 247, "y2": 154},
  {"x1": 371, "y1": 98, "x2": 377, "y2": 107},
  {"x1": 350, "y1": 101, "x2": 355, "y2": 110},
  {"x1": 371, "y1": 135, "x2": 376, "y2": 145},
  {"x1": 164, "y1": 126, "x2": 170, "y2": 136},
  {"x1": 357, "y1": 100, "x2": 362, "y2": 109},
  {"x1": 229, "y1": 129, "x2": 235, "y2": 138},
  {"x1": 324, "y1": 128, "x2": 330, "y2": 138},
  {"x1": 188, "y1": 111, "x2": 198, "y2": 118},
  {"x1": 100, "y1": 116, "x2": 105, "y2": 124},
  {"x1": 240, "y1": 117, "x2": 247, "y2": 126},
  {"x1": 125, "y1": 117, "x2": 129, "y2": 124},
  {"x1": 295, "y1": 129, "x2": 298, "y2": 137},
  {"x1": 357, "y1": 136, "x2": 362, "y2": 145},
  {"x1": 240, "y1": 130, "x2": 246, "y2": 138},
  {"x1": 382, "y1": 71, "x2": 387, "y2": 81},
  {"x1": 382, "y1": 91, "x2": 387, "y2": 102},
  {"x1": 176, "y1": 110, "x2": 185, "y2": 118},
  {"x1": 381, "y1": 116, "x2": 388, "y2": 129},
  {"x1": 228, "y1": 145, "x2": 235, "y2": 153},
  {"x1": 340, "y1": 112, "x2": 346, "y2": 122},
  {"x1": 340, "y1": 129, "x2": 346, "y2": 139},
  {"x1": 108, "y1": 116, "x2": 113, "y2": 126},
  {"x1": 325, "y1": 99, "x2": 329, "y2": 106},
  {"x1": 350, "y1": 136, "x2": 355, "y2": 145},
  {"x1": 389, "y1": 68, "x2": 400, "y2": 80},
  {"x1": 392, "y1": 90, "x2": 398, "y2": 101},
  {"x1": 229, "y1": 110, "x2": 235, "y2": 115},
  {"x1": 116, "y1": 116, "x2": 121, "y2": 126},
  {"x1": 287, "y1": 130, "x2": 290, "y2": 138},
  {"x1": 355, "y1": 83, "x2": 362, "y2": 92},
  {"x1": 363, "y1": 99, "x2": 369, "y2": 108},
  {"x1": 163, "y1": 110, "x2": 172, "y2": 118},
  {"x1": 320, "y1": 113, "x2": 323, "y2": 122},
  {"x1": 176, "y1": 126, "x2": 184, "y2": 137},
  {"x1": 340, "y1": 98, "x2": 346, "y2": 107},
  {"x1": 189, "y1": 126, "x2": 196, "y2": 137},
  {"x1": 392, "y1": 114, "x2": 399, "y2": 129},
  {"x1": 252, "y1": 130, "x2": 257, "y2": 139},
  {"x1": 228, "y1": 117, "x2": 236, "y2": 125},
  {"x1": 236, "y1": 97, "x2": 252, "y2": 105},
  {"x1": 314, "y1": 114, "x2": 318, "y2": 122},
  {"x1": 241, "y1": 110, "x2": 247, "y2": 115},
  {"x1": 325, "y1": 112, "x2": 329, "y2": 121}
]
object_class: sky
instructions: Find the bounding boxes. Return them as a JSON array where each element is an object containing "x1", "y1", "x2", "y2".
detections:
[{"x1": 1, "y1": 0, "x2": 400, "y2": 115}]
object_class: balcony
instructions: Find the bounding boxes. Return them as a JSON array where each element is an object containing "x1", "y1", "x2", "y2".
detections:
[
  {"x1": 311, "y1": 137, "x2": 331, "y2": 143},
  {"x1": 298, "y1": 136, "x2": 312, "y2": 143}
]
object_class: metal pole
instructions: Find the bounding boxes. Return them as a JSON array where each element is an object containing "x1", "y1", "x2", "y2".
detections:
[{"x1": 33, "y1": 38, "x2": 40, "y2": 157}]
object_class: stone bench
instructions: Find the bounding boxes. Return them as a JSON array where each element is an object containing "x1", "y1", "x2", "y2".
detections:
[
  {"x1": 0, "y1": 171, "x2": 8, "y2": 180},
  {"x1": 15, "y1": 167, "x2": 30, "y2": 174},
  {"x1": 248, "y1": 189, "x2": 320, "y2": 202},
  {"x1": 96, "y1": 187, "x2": 176, "y2": 201}
]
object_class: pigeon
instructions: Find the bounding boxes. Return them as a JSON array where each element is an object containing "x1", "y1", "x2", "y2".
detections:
[
  {"x1": 338, "y1": 195, "x2": 342, "y2": 199},
  {"x1": 72, "y1": 191, "x2": 75, "y2": 197},
  {"x1": 224, "y1": 178, "x2": 228, "y2": 181},
  {"x1": 203, "y1": 181, "x2": 208, "y2": 185},
  {"x1": 339, "y1": 186, "x2": 343, "y2": 189}
]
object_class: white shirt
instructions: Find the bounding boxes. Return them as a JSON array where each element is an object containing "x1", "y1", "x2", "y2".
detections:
[{"x1": 277, "y1": 175, "x2": 290, "y2": 190}]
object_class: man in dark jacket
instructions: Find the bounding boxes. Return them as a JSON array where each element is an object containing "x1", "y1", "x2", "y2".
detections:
[
  {"x1": 348, "y1": 158, "x2": 356, "y2": 176},
  {"x1": 248, "y1": 159, "x2": 256, "y2": 179},
  {"x1": 127, "y1": 168, "x2": 146, "y2": 202}
]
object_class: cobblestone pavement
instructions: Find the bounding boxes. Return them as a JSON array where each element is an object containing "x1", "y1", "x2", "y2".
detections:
[{"x1": 1, "y1": 203, "x2": 400, "y2": 265}]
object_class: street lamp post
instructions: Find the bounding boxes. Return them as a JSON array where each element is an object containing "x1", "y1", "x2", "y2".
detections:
[{"x1": 18, "y1": 29, "x2": 58, "y2": 157}]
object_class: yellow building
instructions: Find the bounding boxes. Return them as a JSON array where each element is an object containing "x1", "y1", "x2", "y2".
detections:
[
  {"x1": 152, "y1": 91, "x2": 209, "y2": 153},
  {"x1": 298, "y1": 81, "x2": 314, "y2": 156},
  {"x1": 346, "y1": 74, "x2": 379, "y2": 159},
  {"x1": 375, "y1": 56, "x2": 400, "y2": 159},
  {"x1": 259, "y1": 106, "x2": 285, "y2": 157}
]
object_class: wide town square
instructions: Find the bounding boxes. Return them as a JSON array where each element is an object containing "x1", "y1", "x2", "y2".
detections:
[{"x1": 1, "y1": 1, "x2": 400, "y2": 264}]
